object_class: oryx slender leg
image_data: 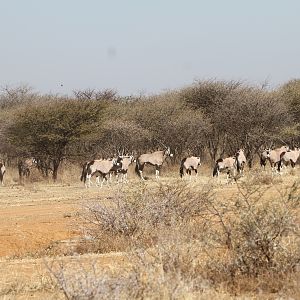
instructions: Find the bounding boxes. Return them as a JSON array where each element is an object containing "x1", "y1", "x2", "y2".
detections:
[
  {"x1": 95, "y1": 176, "x2": 100, "y2": 187},
  {"x1": 139, "y1": 170, "x2": 145, "y2": 181},
  {"x1": 123, "y1": 172, "x2": 128, "y2": 183},
  {"x1": 99, "y1": 175, "x2": 108, "y2": 188},
  {"x1": 217, "y1": 170, "x2": 221, "y2": 185},
  {"x1": 155, "y1": 165, "x2": 161, "y2": 180},
  {"x1": 100, "y1": 177, "x2": 105, "y2": 188},
  {"x1": 138, "y1": 163, "x2": 145, "y2": 181},
  {"x1": 115, "y1": 172, "x2": 120, "y2": 183},
  {"x1": 180, "y1": 168, "x2": 185, "y2": 180},
  {"x1": 155, "y1": 169, "x2": 160, "y2": 179},
  {"x1": 86, "y1": 174, "x2": 92, "y2": 188}
]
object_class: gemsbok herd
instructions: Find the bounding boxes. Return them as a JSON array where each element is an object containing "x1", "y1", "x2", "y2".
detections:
[
  {"x1": 0, "y1": 145, "x2": 299, "y2": 187},
  {"x1": 79, "y1": 145, "x2": 299, "y2": 187}
]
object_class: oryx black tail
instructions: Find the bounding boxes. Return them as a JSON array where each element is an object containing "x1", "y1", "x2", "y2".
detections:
[
  {"x1": 80, "y1": 162, "x2": 89, "y2": 183},
  {"x1": 179, "y1": 158, "x2": 186, "y2": 178}
]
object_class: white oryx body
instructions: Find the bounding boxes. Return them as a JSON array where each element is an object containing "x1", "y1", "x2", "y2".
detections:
[
  {"x1": 268, "y1": 146, "x2": 289, "y2": 172},
  {"x1": 0, "y1": 162, "x2": 5, "y2": 186},
  {"x1": 213, "y1": 156, "x2": 237, "y2": 182},
  {"x1": 135, "y1": 147, "x2": 173, "y2": 180},
  {"x1": 236, "y1": 149, "x2": 247, "y2": 175},
  {"x1": 81, "y1": 158, "x2": 119, "y2": 188},
  {"x1": 179, "y1": 156, "x2": 201, "y2": 179},
  {"x1": 279, "y1": 148, "x2": 300, "y2": 169},
  {"x1": 113, "y1": 155, "x2": 135, "y2": 182}
]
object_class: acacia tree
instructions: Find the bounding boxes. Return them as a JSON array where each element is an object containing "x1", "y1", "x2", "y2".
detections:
[
  {"x1": 181, "y1": 80, "x2": 291, "y2": 166},
  {"x1": 213, "y1": 88, "x2": 291, "y2": 167},
  {"x1": 6, "y1": 98, "x2": 105, "y2": 181},
  {"x1": 279, "y1": 79, "x2": 300, "y2": 145},
  {"x1": 180, "y1": 80, "x2": 243, "y2": 162},
  {"x1": 120, "y1": 93, "x2": 210, "y2": 158},
  {"x1": 0, "y1": 84, "x2": 38, "y2": 109}
]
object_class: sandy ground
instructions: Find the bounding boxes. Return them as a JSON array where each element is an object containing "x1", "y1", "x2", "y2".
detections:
[
  {"x1": 0, "y1": 166, "x2": 299, "y2": 299},
  {"x1": 0, "y1": 179, "x2": 128, "y2": 298},
  {"x1": 0, "y1": 183, "x2": 85, "y2": 258}
]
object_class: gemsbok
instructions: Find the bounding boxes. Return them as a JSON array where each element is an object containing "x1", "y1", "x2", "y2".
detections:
[
  {"x1": 267, "y1": 146, "x2": 289, "y2": 173},
  {"x1": 80, "y1": 158, "x2": 120, "y2": 188},
  {"x1": 213, "y1": 149, "x2": 246, "y2": 183},
  {"x1": 260, "y1": 148, "x2": 271, "y2": 170},
  {"x1": 111, "y1": 155, "x2": 135, "y2": 183},
  {"x1": 213, "y1": 156, "x2": 237, "y2": 183},
  {"x1": 278, "y1": 148, "x2": 300, "y2": 171},
  {"x1": 0, "y1": 161, "x2": 5, "y2": 185},
  {"x1": 179, "y1": 156, "x2": 201, "y2": 180},
  {"x1": 236, "y1": 149, "x2": 247, "y2": 175},
  {"x1": 135, "y1": 147, "x2": 173, "y2": 180}
]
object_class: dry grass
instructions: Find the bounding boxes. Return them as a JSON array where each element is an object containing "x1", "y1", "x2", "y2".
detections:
[
  {"x1": 78, "y1": 180, "x2": 212, "y2": 253},
  {"x1": 0, "y1": 165, "x2": 300, "y2": 299},
  {"x1": 48, "y1": 171, "x2": 300, "y2": 299}
]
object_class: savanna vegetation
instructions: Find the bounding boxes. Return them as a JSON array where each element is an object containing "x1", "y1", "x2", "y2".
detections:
[
  {"x1": 0, "y1": 79, "x2": 300, "y2": 299},
  {"x1": 1, "y1": 79, "x2": 300, "y2": 180}
]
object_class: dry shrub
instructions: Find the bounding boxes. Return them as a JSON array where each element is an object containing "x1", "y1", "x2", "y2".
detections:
[
  {"x1": 126, "y1": 224, "x2": 210, "y2": 299},
  {"x1": 47, "y1": 224, "x2": 211, "y2": 300},
  {"x1": 46, "y1": 259, "x2": 139, "y2": 300},
  {"x1": 202, "y1": 181, "x2": 300, "y2": 291},
  {"x1": 50, "y1": 181, "x2": 300, "y2": 298},
  {"x1": 78, "y1": 182, "x2": 212, "y2": 253},
  {"x1": 246, "y1": 171, "x2": 283, "y2": 185}
]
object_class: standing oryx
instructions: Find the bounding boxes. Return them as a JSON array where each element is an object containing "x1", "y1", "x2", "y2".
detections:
[
  {"x1": 213, "y1": 149, "x2": 246, "y2": 182},
  {"x1": 179, "y1": 156, "x2": 201, "y2": 180},
  {"x1": 135, "y1": 147, "x2": 173, "y2": 180},
  {"x1": 236, "y1": 149, "x2": 246, "y2": 175},
  {"x1": 111, "y1": 155, "x2": 135, "y2": 183},
  {"x1": 266, "y1": 146, "x2": 289, "y2": 173},
  {"x1": 0, "y1": 161, "x2": 5, "y2": 186},
  {"x1": 213, "y1": 156, "x2": 237, "y2": 182},
  {"x1": 260, "y1": 148, "x2": 271, "y2": 170},
  {"x1": 80, "y1": 158, "x2": 120, "y2": 188},
  {"x1": 278, "y1": 148, "x2": 300, "y2": 171}
]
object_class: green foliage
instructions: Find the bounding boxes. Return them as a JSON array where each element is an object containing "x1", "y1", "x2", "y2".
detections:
[
  {"x1": 1, "y1": 78, "x2": 300, "y2": 169},
  {"x1": 280, "y1": 79, "x2": 300, "y2": 120},
  {"x1": 280, "y1": 79, "x2": 300, "y2": 143},
  {"x1": 180, "y1": 80, "x2": 291, "y2": 164},
  {"x1": 6, "y1": 98, "x2": 105, "y2": 180}
]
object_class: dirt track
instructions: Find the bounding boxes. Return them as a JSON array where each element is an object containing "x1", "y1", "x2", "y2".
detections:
[
  {"x1": 0, "y1": 183, "x2": 102, "y2": 258},
  {"x1": 0, "y1": 169, "x2": 298, "y2": 258}
]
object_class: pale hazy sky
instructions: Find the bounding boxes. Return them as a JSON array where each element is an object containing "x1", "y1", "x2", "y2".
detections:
[{"x1": 0, "y1": 0, "x2": 299, "y2": 95}]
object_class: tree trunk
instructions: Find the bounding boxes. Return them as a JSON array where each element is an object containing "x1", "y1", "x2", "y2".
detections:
[{"x1": 52, "y1": 159, "x2": 60, "y2": 182}]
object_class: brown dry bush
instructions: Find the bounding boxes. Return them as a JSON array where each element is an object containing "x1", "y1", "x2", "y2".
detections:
[
  {"x1": 47, "y1": 223, "x2": 211, "y2": 300},
  {"x1": 50, "y1": 181, "x2": 300, "y2": 298},
  {"x1": 246, "y1": 171, "x2": 283, "y2": 185},
  {"x1": 78, "y1": 182, "x2": 212, "y2": 253},
  {"x1": 46, "y1": 259, "x2": 139, "y2": 300},
  {"x1": 202, "y1": 181, "x2": 300, "y2": 291}
]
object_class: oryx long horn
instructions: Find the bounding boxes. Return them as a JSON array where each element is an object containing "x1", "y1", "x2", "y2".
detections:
[{"x1": 154, "y1": 137, "x2": 168, "y2": 149}]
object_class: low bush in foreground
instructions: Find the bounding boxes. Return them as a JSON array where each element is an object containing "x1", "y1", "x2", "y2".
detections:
[{"x1": 49, "y1": 181, "x2": 300, "y2": 299}]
